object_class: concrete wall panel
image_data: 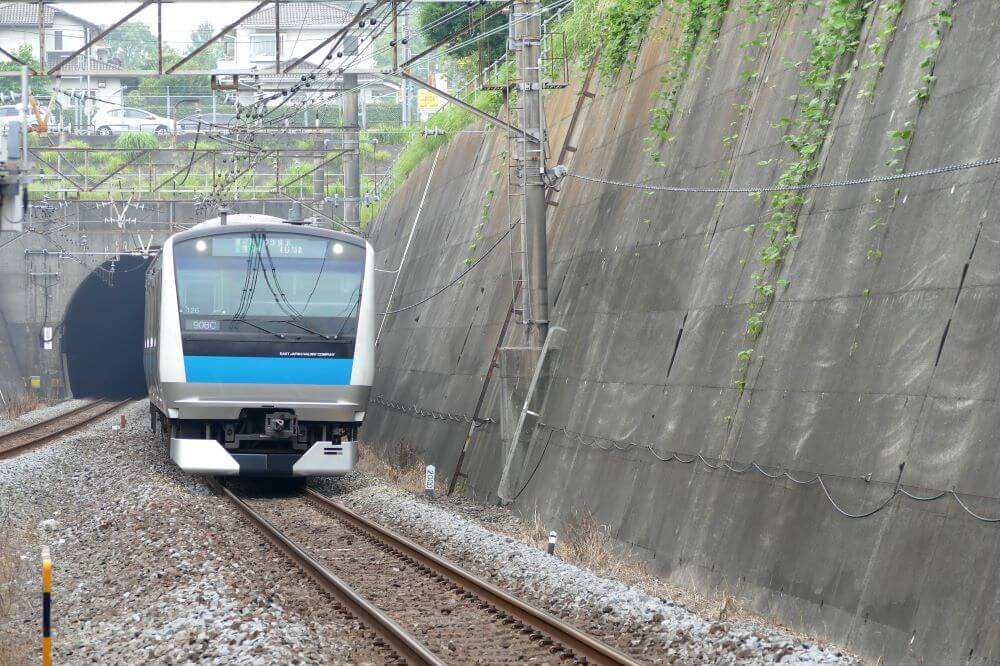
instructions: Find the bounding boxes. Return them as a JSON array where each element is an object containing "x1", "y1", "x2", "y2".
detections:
[{"x1": 363, "y1": 0, "x2": 1000, "y2": 661}]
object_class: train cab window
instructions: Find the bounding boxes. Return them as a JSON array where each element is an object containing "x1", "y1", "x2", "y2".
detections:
[
  {"x1": 179, "y1": 279, "x2": 216, "y2": 314},
  {"x1": 173, "y1": 231, "x2": 365, "y2": 339}
]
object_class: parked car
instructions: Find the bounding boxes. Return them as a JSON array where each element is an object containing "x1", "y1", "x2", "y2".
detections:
[
  {"x1": 0, "y1": 104, "x2": 67, "y2": 134},
  {"x1": 0, "y1": 104, "x2": 41, "y2": 131},
  {"x1": 91, "y1": 107, "x2": 176, "y2": 136},
  {"x1": 177, "y1": 112, "x2": 236, "y2": 133}
]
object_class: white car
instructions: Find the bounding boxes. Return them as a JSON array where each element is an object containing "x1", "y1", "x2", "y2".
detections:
[
  {"x1": 92, "y1": 107, "x2": 176, "y2": 136},
  {"x1": 0, "y1": 104, "x2": 40, "y2": 130}
]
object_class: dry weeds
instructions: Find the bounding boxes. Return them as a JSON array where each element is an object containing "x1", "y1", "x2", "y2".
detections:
[
  {"x1": 0, "y1": 550, "x2": 20, "y2": 666},
  {"x1": 514, "y1": 509, "x2": 766, "y2": 622},
  {"x1": 357, "y1": 440, "x2": 446, "y2": 496},
  {"x1": 0, "y1": 510, "x2": 28, "y2": 666},
  {"x1": 4, "y1": 392, "x2": 46, "y2": 419}
]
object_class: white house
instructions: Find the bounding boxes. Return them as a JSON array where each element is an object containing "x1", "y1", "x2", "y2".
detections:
[
  {"x1": 217, "y1": 3, "x2": 389, "y2": 103},
  {"x1": 0, "y1": 2, "x2": 125, "y2": 128}
]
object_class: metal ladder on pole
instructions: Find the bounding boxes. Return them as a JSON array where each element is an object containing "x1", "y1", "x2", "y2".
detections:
[{"x1": 504, "y1": 53, "x2": 529, "y2": 324}]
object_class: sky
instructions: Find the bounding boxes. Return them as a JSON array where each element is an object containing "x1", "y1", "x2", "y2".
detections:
[{"x1": 53, "y1": 2, "x2": 258, "y2": 49}]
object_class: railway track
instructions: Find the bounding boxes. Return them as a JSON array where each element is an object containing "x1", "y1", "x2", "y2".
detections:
[
  {"x1": 0, "y1": 399, "x2": 132, "y2": 460},
  {"x1": 215, "y1": 481, "x2": 641, "y2": 665}
]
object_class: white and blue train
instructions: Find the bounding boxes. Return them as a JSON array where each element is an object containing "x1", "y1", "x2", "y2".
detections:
[{"x1": 144, "y1": 213, "x2": 374, "y2": 477}]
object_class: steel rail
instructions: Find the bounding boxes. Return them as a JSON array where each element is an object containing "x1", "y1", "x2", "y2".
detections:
[
  {"x1": 0, "y1": 400, "x2": 132, "y2": 460},
  {"x1": 302, "y1": 488, "x2": 641, "y2": 666},
  {"x1": 213, "y1": 481, "x2": 444, "y2": 666}
]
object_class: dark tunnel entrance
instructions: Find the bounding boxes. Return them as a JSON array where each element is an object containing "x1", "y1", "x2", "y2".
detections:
[{"x1": 63, "y1": 255, "x2": 150, "y2": 399}]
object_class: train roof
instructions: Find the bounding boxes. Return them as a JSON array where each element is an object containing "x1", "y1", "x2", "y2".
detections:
[{"x1": 169, "y1": 214, "x2": 368, "y2": 249}]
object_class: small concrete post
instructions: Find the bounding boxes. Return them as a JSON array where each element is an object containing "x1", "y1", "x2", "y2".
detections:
[
  {"x1": 547, "y1": 531, "x2": 557, "y2": 556},
  {"x1": 424, "y1": 465, "x2": 436, "y2": 498}
]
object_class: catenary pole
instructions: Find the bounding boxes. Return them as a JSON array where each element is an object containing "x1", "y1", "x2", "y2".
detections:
[
  {"x1": 513, "y1": 0, "x2": 548, "y2": 348},
  {"x1": 342, "y1": 73, "x2": 361, "y2": 229}
]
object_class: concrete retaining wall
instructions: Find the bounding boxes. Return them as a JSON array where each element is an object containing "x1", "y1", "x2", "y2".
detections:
[
  {"x1": 364, "y1": 0, "x2": 1000, "y2": 662},
  {"x1": 0, "y1": 199, "x2": 304, "y2": 398}
]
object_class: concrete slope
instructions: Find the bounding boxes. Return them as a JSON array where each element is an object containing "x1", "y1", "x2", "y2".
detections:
[{"x1": 365, "y1": 0, "x2": 1000, "y2": 661}]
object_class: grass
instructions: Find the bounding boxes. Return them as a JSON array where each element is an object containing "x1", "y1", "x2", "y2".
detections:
[
  {"x1": 114, "y1": 131, "x2": 158, "y2": 162},
  {"x1": 360, "y1": 88, "x2": 504, "y2": 226}
]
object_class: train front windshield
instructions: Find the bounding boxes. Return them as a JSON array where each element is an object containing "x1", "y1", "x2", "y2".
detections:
[{"x1": 174, "y1": 231, "x2": 365, "y2": 339}]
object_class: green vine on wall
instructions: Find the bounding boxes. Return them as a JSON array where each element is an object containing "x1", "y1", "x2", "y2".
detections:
[
  {"x1": 856, "y1": 0, "x2": 903, "y2": 101},
  {"x1": 603, "y1": 0, "x2": 670, "y2": 74},
  {"x1": 735, "y1": 0, "x2": 870, "y2": 386},
  {"x1": 863, "y1": 0, "x2": 954, "y2": 268},
  {"x1": 645, "y1": 0, "x2": 730, "y2": 165},
  {"x1": 912, "y1": 0, "x2": 952, "y2": 104},
  {"x1": 462, "y1": 172, "x2": 502, "y2": 269}
]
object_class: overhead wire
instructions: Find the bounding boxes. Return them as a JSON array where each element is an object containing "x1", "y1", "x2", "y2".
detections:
[{"x1": 378, "y1": 221, "x2": 514, "y2": 316}]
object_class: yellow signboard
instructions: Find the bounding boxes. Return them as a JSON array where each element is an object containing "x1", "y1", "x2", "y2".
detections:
[{"x1": 418, "y1": 88, "x2": 441, "y2": 112}]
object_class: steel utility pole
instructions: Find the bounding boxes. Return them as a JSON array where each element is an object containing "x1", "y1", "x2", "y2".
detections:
[
  {"x1": 343, "y1": 72, "x2": 360, "y2": 229},
  {"x1": 402, "y1": 9, "x2": 411, "y2": 124},
  {"x1": 37, "y1": 2, "x2": 45, "y2": 76},
  {"x1": 513, "y1": 0, "x2": 549, "y2": 348}
]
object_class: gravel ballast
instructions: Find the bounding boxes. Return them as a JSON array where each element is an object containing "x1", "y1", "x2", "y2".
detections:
[
  {"x1": 313, "y1": 474, "x2": 859, "y2": 664},
  {"x1": 1, "y1": 398, "x2": 857, "y2": 663},
  {"x1": 0, "y1": 400, "x2": 392, "y2": 665}
]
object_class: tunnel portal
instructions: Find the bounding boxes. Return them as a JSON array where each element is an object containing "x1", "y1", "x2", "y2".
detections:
[{"x1": 63, "y1": 255, "x2": 149, "y2": 399}]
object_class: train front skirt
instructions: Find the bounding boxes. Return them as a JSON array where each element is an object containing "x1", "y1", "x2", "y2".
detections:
[{"x1": 170, "y1": 437, "x2": 358, "y2": 476}]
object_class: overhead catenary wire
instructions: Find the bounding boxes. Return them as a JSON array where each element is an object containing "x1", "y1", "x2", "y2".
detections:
[
  {"x1": 376, "y1": 150, "x2": 440, "y2": 342},
  {"x1": 46, "y1": 0, "x2": 548, "y2": 211},
  {"x1": 377, "y1": 221, "x2": 513, "y2": 317},
  {"x1": 36, "y1": 0, "x2": 557, "y2": 219}
]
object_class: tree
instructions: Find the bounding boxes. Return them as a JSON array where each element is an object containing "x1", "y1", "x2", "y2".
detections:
[
  {"x1": 0, "y1": 45, "x2": 48, "y2": 97},
  {"x1": 124, "y1": 30, "x2": 220, "y2": 118},
  {"x1": 101, "y1": 22, "x2": 156, "y2": 69},
  {"x1": 418, "y1": 3, "x2": 508, "y2": 69},
  {"x1": 189, "y1": 21, "x2": 223, "y2": 69}
]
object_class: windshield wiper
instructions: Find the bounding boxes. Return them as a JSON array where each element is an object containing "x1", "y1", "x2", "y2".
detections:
[
  {"x1": 222, "y1": 318, "x2": 286, "y2": 339},
  {"x1": 332, "y1": 297, "x2": 361, "y2": 340},
  {"x1": 264, "y1": 319, "x2": 331, "y2": 340}
]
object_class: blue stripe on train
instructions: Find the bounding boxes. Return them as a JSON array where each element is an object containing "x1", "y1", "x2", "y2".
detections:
[{"x1": 184, "y1": 356, "x2": 353, "y2": 385}]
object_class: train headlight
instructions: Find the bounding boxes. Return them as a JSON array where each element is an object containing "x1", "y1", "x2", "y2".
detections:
[
  {"x1": 332, "y1": 242, "x2": 344, "y2": 256},
  {"x1": 195, "y1": 240, "x2": 208, "y2": 252}
]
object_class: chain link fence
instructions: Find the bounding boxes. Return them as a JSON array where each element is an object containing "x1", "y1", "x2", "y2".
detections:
[{"x1": 49, "y1": 89, "x2": 406, "y2": 134}]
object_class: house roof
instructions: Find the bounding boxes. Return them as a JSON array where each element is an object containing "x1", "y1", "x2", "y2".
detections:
[
  {"x1": 0, "y1": 2, "x2": 97, "y2": 29},
  {"x1": 245, "y1": 2, "x2": 353, "y2": 28},
  {"x1": 56, "y1": 56, "x2": 123, "y2": 74}
]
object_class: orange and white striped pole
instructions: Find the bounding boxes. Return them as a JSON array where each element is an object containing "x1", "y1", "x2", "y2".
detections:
[{"x1": 42, "y1": 545, "x2": 52, "y2": 666}]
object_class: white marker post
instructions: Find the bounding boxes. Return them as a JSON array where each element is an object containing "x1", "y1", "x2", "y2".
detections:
[
  {"x1": 424, "y1": 465, "x2": 436, "y2": 498},
  {"x1": 547, "y1": 531, "x2": 557, "y2": 556}
]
